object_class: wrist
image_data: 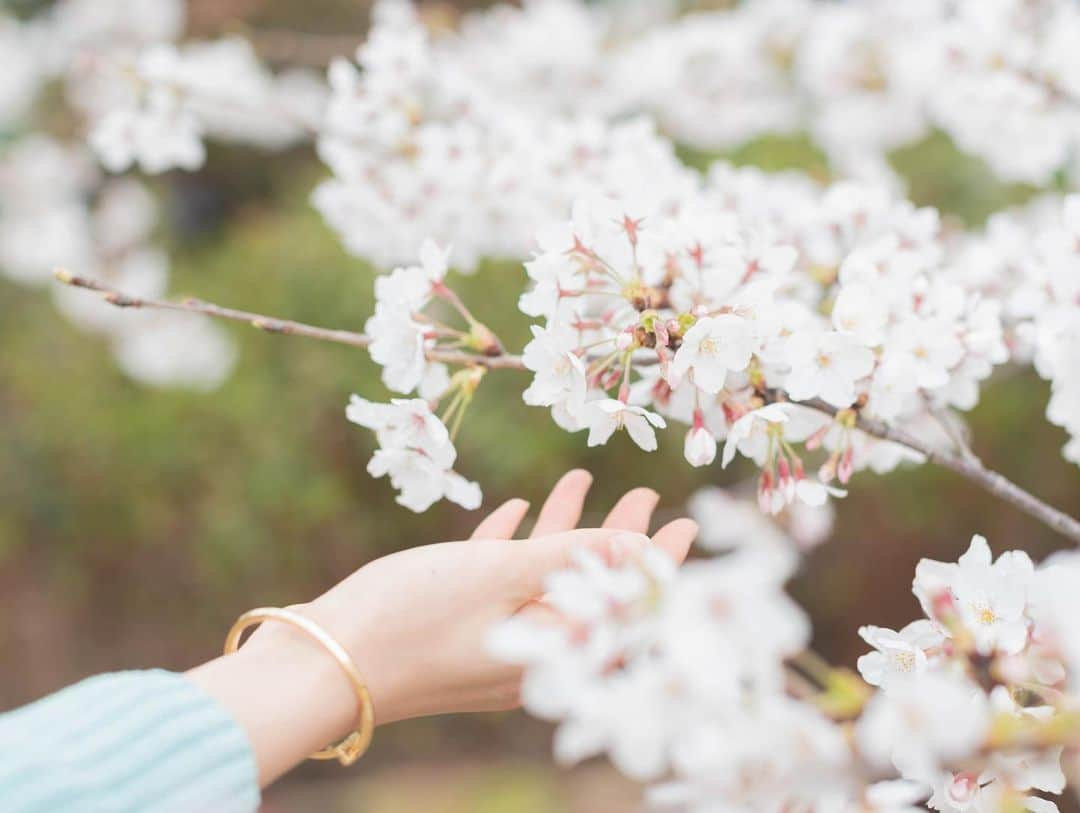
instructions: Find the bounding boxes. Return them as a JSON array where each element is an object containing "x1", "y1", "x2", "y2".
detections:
[
  {"x1": 189, "y1": 606, "x2": 370, "y2": 786},
  {"x1": 298, "y1": 596, "x2": 399, "y2": 724},
  {"x1": 238, "y1": 604, "x2": 365, "y2": 736}
]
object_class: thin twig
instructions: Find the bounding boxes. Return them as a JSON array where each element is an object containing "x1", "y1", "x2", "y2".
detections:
[
  {"x1": 924, "y1": 395, "x2": 981, "y2": 464},
  {"x1": 55, "y1": 271, "x2": 1080, "y2": 544},
  {"x1": 53, "y1": 272, "x2": 523, "y2": 370},
  {"x1": 935, "y1": 409, "x2": 981, "y2": 464}
]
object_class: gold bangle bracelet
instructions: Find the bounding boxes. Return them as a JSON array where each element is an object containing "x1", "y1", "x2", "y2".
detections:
[{"x1": 223, "y1": 606, "x2": 375, "y2": 766}]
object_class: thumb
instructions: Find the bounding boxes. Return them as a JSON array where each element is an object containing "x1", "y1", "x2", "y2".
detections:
[{"x1": 506, "y1": 528, "x2": 652, "y2": 600}]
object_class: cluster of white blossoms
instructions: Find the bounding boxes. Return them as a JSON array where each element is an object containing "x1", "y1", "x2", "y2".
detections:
[
  {"x1": 637, "y1": 0, "x2": 1080, "y2": 187},
  {"x1": 511, "y1": 178, "x2": 1011, "y2": 514},
  {"x1": 309, "y1": 0, "x2": 1080, "y2": 271},
  {"x1": 345, "y1": 395, "x2": 480, "y2": 513},
  {"x1": 493, "y1": 530, "x2": 1080, "y2": 813},
  {"x1": 349, "y1": 164, "x2": 1080, "y2": 511},
  {"x1": 951, "y1": 196, "x2": 1080, "y2": 465},
  {"x1": 10, "y1": 2, "x2": 1080, "y2": 805},
  {"x1": 343, "y1": 239, "x2": 491, "y2": 510},
  {"x1": 0, "y1": 0, "x2": 238, "y2": 389},
  {"x1": 312, "y1": 0, "x2": 694, "y2": 269},
  {"x1": 82, "y1": 37, "x2": 325, "y2": 174}
]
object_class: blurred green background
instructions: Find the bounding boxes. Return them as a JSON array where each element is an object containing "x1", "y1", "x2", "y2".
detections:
[{"x1": 2, "y1": 1, "x2": 1079, "y2": 810}]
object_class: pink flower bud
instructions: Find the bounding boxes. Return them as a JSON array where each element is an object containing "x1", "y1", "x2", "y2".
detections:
[
  {"x1": 684, "y1": 424, "x2": 717, "y2": 467},
  {"x1": 791, "y1": 455, "x2": 805, "y2": 480},
  {"x1": 777, "y1": 456, "x2": 794, "y2": 499},
  {"x1": 757, "y1": 469, "x2": 774, "y2": 513}
]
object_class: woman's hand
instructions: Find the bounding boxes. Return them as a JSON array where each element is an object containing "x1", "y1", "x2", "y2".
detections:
[{"x1": 188, "y1": 470, "x2": 697, "y2": 786}]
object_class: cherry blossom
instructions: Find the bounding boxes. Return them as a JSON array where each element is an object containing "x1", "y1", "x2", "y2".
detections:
[
  {"x1": 782, "y1": 330, "x2": 876, "y2": 408},
  {"x1": 914, "y1": 535, "x2": 1034, "y2": 656},
  {"x1": 584, "y1": 400, "x2": 666, "y2": 452},
  {"x1": 345, "y1": 396, "x2": 480, "y2": 512},
  {"x1": 16, "y1": 4, "x2": 1080, "y2": 805},
  {"x1": 670, "y1": 315, "x2": 757, "y2": 393},
  {"x1": 496, "y1": 528, "x2": 1078, "y2": 812},
  {"x1": 857, "y1": 621, "x2": 943, "y2": 690}
]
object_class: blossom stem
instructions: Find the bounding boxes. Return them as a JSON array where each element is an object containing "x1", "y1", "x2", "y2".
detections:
[
  {"x1": 413, "y1": 313, "x2": 467, "y2": 339},
  {"x1": 926, "y1": 400, "x2": 980, "y2": 464},
  {"x1": 432, "y1": 282, "x2": 479, "y2": 327},
  {"x1": 56, "y1": 271, "x2": 1080, "y2": 544},
  {"x1": 446, "y1": 393, "x2": 470, "y2": 443},
  {"x1": 586, "y1": 349, "x2": 621, "y2": 378},
  {"x1": 439, "y1": 386, "x2": 472, "y2": 442},
  {"x1": 618, "y1": 351, "x2": 633, "y2": 402}
]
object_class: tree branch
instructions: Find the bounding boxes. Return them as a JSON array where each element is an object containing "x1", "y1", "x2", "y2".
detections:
[
  {"x1": 55, "y1": 271, "x2": 1080, "y2": 544},
  {"x1": 53, "y1": 272, "x2": 524, "y2": 370},
  {"x1": 794, "y1": 396, "x2": 1080, "y2": 545}
]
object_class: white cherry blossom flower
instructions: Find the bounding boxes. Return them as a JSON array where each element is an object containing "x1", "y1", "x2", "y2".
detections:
[
  {"x1": 91, "y1": 88, "x2": 206, "y2": 174},
  {"x1": 914, "y1": 535, "x2": 1033, "y2": 655},
  {"x1": 857, "y1": 671, "x2": 989, "y2": 781},
  {"x1": 833, "y1": 280, "x2": 890, "y2": 346},
  {"x1": 521, "y1": 326, "x2": 587, "y2": 409},
  {"x1": 364, "y1": 307, "x2": 430, "y2": 395},
  {"x1": 783, "y1": 330, "x2": 876, "y2": 408},
  {"x1": 346, "y1": 396, "x2": 452, "y2": 465},
  {"x1": 865, "y1": 779, "x2": 929, "y2": 813},
  {"x1": 345, "y1": 396, "x2": 479, "y2": 512},
  {"x1": 721, "y1": 401, "x2": 820, "y2": 466},
  {"x1": 857, "y1": 620, "x2": 943, "y2": 689},
  {"x1": 584, "y1": 399, "x2": 667, "y2": 451},
  {"x1": 670, "y1": 314, "x2": 757, "y2": 393},
  {"x1": 373, "y1": 239, "x2": 449, "y2": 313},
  {"x1": 367, "y1": 448, "x2": 481, "y2": 513}
]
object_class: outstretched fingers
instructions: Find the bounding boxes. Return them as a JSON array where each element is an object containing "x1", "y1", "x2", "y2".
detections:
[
  {"x1": 509, "y1": 528, "x2": 651, "y2": 600},
  {"x1": 470, "y1": 498, "x2": 531, "y2": 540},
  {"x1": 528, "y1": 469, "x2": 593, "y2": 537},
  {"x1": 601, "y1": 487, "x2": 660, "y2": 534},
  {"x1": 508, "y1": 519, "x2": 698, "y2": 599},
  {"x1": 651, "y1": 518, "x2": 699, "y2": 565}
]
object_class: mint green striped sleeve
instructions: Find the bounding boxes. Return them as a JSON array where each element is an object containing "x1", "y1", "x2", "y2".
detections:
[{"x1": 0, "y1": 669, "x2": 260, "y2": 813}]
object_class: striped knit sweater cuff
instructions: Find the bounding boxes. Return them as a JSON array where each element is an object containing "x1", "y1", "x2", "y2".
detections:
[{"x1": 0, "y1": 669, "x2": 260, "y2": 813}]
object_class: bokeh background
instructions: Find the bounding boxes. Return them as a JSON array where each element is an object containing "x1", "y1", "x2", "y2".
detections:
[{"x1": 2, "y1": 1, "x2": 1079, "y2": 810}]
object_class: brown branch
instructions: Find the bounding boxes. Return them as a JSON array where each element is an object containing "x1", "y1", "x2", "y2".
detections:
[
  {"x1": 53, "y1": 272, "x2": 525, "y2": 370},
  {"x1": 55, "y1": 271, "x2": 1080, "y2": 543},
  {"x1": 792, "y1": 396, "x2": 1080, "y2": 545}
]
